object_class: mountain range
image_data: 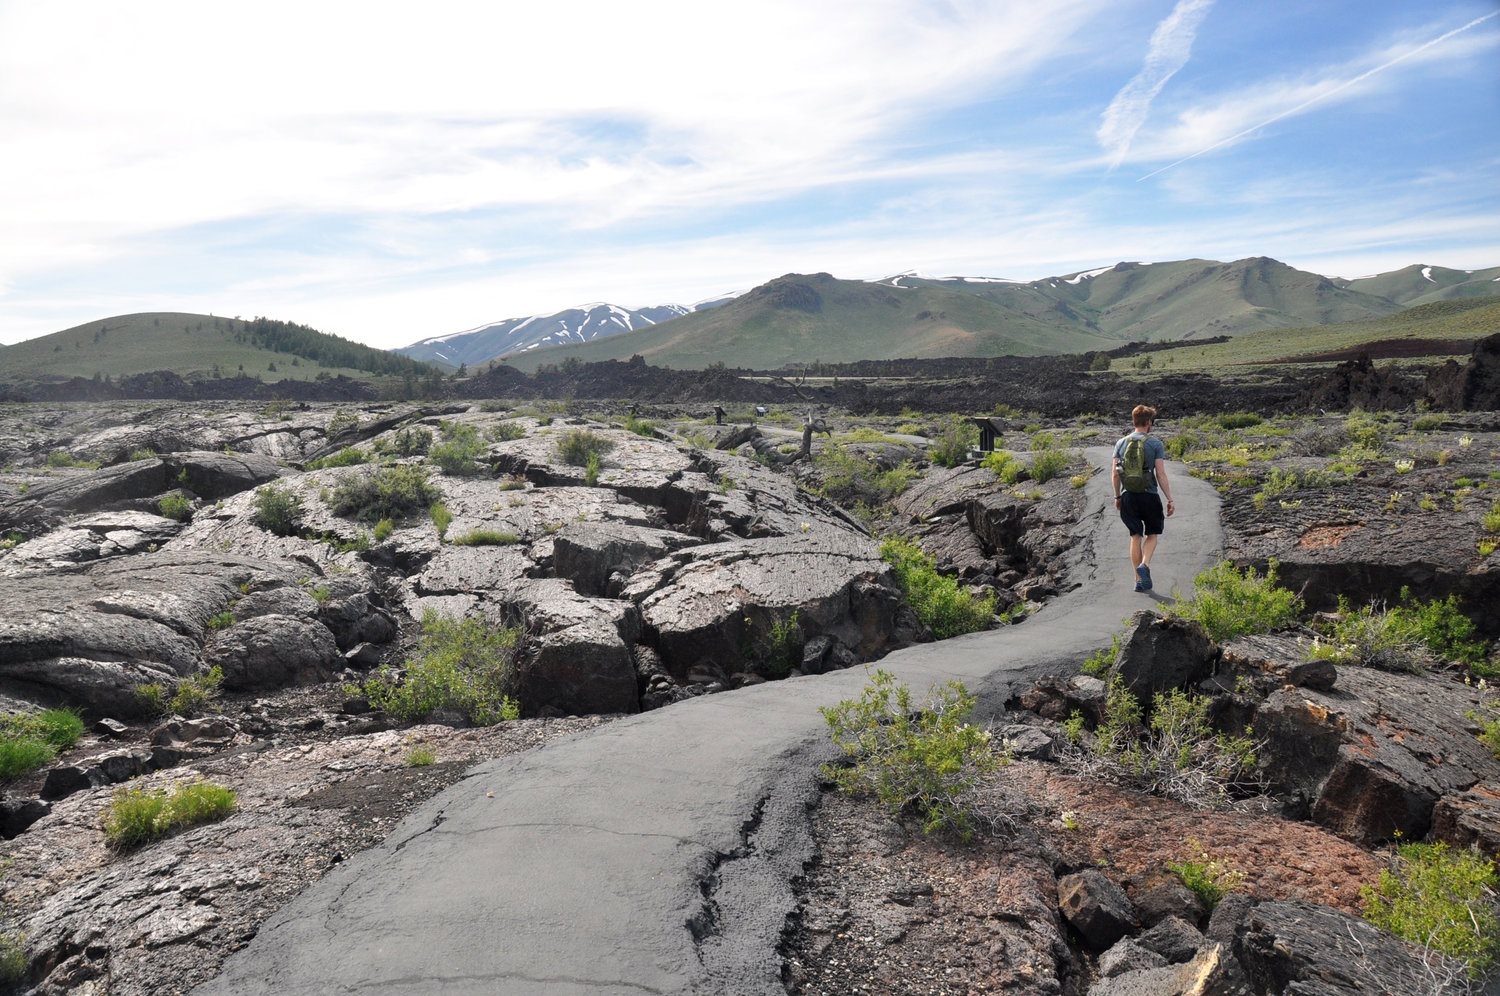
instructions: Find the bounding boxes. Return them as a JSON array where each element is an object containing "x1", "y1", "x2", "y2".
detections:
[{"x1": 474, "y1": 257, "x2": 1499, "y2": 372}]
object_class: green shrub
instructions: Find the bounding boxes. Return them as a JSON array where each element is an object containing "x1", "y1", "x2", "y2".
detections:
[
  {"x1": 814, "y1": 445, "x2": 919, "y2": 508},
  {"x1": 157, "y1": 493, "x2": 192, "y2": 522},
  {"x1": 622, "y1": 415, "x2": 656, "y2": 437},
  {"x1": 1412, "y1": 414, "x2": 1445, "y2": 432},
  {"x1": 1345, "y1": 411, "x2": 1390, "y2": 449},
  {"x1": 1363, "y1": 842, "x2": 1499, "y2": 975},
  {"x1": 392, "y1": 426, "x2": 433, "y2": 456},
  {"x1": 584, "y1": 452, "x2": 602, "y2": 486},
  {"x1": 1218, "y1": 412, "x2": 1262, "y2": 430},
  {"x1": 1063, "y1": 677, "x2": 1261, "y2": 806},
  {"x1": 0, "y1": 735, "x2": 55, "y2": 780},
  {"x1": 766, "y1": 611, "x2": 803, "y2": 678},
  {"x1": 360, "y1": 612, "x2": 523, "y2": 725},
  {"x1": 309, "y1": 586, "x2": 332, "y2": 604},
  {"x1": 821, "y1": 670, "x2": 1006, "y2": 839},
  {"x1": 430, "y1": 422, "x2": 485, "y2": 476},
  {"x1": 1314, "y1": 592, "x2": 1488, "y2": 672},
  {"x1": 373, "y1": 518, "x2": 395, "y2": 542},
  {"x1": 1089, "y1": 354, "x2": 1111, "y2": 372},
  {"x1": 103, "y1": 781, "x2": 238, "y2": 851},
  {"x1": 929, "y1": 417, "x2": 978, "y2": 469},
  {"x1": 880, "y1": 537, "x2": 995, "y2": 639},
  {"x1": 46, "y1": 449, "x2": 98, "y2": 469},
  {"x1": 430, "y1": 502, "x2": 453, "y2": 539},
  {"x1": 329, "y1": 465, "x2": 440, "y2": 523},
  {"x1": 2, "y1": 708, "x2": 84, "y2": 752},
  {"x1": 1081, "y1": 636, "x2": 1121, "y2": 677},
  {"x1": 980, "y1": 450, "x2": 1014, "y2": 476},
  {"x1": 1169, "y1": 845, "x2": 1246, "y2": 910},
  {"x1": 128, "y1": 448, "x2": 158, "y2": 462},
  {"x1": 405, "y1": 745, "x2": 437, "y2": 767},
  {"x1": 306, "y1": 446, "x2": 369, "y2": 471},
  {"x1": 1168, "y1": 560, "x2": 1302, "y2": 643},
  {"x1": 171, "y1": 666, "x2": 224, "y2": 717},
  {"x1": 487, "y1": 421, "x2": 526, "y2": 442},
  {"x1": 0, "y1": 933, "x2": 25, "y2": 987},
  {"x1": 326, "y1": 410, "x2": 360, "y2": 437},
  {"x1": 253, "y1": 483, "x2": 304, "y2": 536},
  {"x1": 451, "y1": 529, "x2": 520, "y2": 546},
  {"x1": 555, "y1": 429, "x2": 615, "y2": 467},
  {"x1": 1029, "y1": 448, "x2": 1070, "y2": 484},
  {"x1": 207, "y1": 611, "x2": 234, "y2": 630},
  {"x1": 1485, "y1": 501, "x2": 1500, "y2": 535}
]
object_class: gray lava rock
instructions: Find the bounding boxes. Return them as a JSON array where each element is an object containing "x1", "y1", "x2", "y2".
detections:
[
  {"x1": 1235, "y1": 900, "x2": 1457, "y2": 995},
  {"x1": 206, "y1": 615, "x2": 340, "y2": 690},
  {"x1": 553, "y1": 521, "x2": 696, "y2": 597},
  {"x1": 1087, "y1": 945, "x2": 1242, "y2": 996},
  {"x1": 232, "y1": 586, "x2": 320, "y2": 621},
  {"x1": 149, "y1": 716, "x2": 238, "y2": 746},
  {"x1": 40, "y1": 764, "x2": 106, "y2": 801},
  {"x1": 1137, "y1": 916, "x2": 1204, "y2": 964},
  {"x1": 1111, "y1": 611, "x2": 1217, "y2": 702},
  {"x1": 1098, "y1": 939, "x2": 1168, "y2": 978},
  {"x1": 1252, "y1": 664, "x2": 1500, "y2": 844},
  {"x1": 1221, "y1": 633, "x2": 1336, "y2": 692},
  {"x1": 1058, "y1": 869, "x2": 1137, "y2": 951},
  {"x1": 1126, "y1": 874, "x2": 1207, "y2": 929},
  {"x1": 1014, "y1": 674, "x2": 1107, "y2": 724}
]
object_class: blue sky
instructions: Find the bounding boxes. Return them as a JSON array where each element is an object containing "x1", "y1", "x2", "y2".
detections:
[{"x1": 1, "y1": 0, "x2": 1496, "y2": 349}]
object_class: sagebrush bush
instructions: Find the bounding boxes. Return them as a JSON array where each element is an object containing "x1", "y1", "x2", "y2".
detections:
[
  {"x1": 330, "y1": 465, "x2": 440, "y2": 523},
  {"x1": 405, "y1": 745, "x2": 437, "y2": 767},
  {"x1": 253, "y1": 483, "x2": 304, "y2": 536},
  {"x1": 1311, "y1": 591, "x2": 1488, "y2": 673},
  {"x1": 929, "y1": 417, "x2": 978, "y2": 469},
  {"x1": 814, "y1": 444, "x2": 919, "y2": 509},
  {"x1": 104, "y1": 781, "x2": 237, "y2": 850},
  {"x1": 488, "y1": 421, "x2": 526, "y2": 442},
  {"x1": 137, "y1": 666, "x2": 223, "y2": 718},
  {"x1": 880, "y1": 537, "x2": 995, "y2": 639},
  {"x1": 430, "y1": 422, "x2": 485, "y2": 476},
  {"x1": 1168, "y1": 560, "x2": 1302, "y2": 643},
  {"x1": 0, "y1": 932, "x2": 24, "y2": 987},
  {"x1": 555, "y1": 429, "x2": 615, "y2": 467},
  {"x1": 1060, "y1": 678, "x2": 1261, "y2": 807},
  {"x1": 821, "y1": 670, "x2": 1012, "y2": 840},
  {"x1": 373, "y1": 518, "x2": 395, "y2": 542},
  {"x1": 1029, "y1": 448, "x2": 1070, "y2": 484},
  {"x1": 1363, "y1": 842, "x2": 1499, "y2": 976},
  {"x1": 621, "y1": 415, "x2": 656, "y2": 437},
  {"x1": 157, "y1": 493, "x2": 192, "y2": 522},
  {"x1": 1218, "y1": 412, "x2": 1263, "y2": 430},
  {"x1": 392, "y1": 426, "x2": 433, "y2": 456},
  {"x1": 305, "y1": 447, "x2": 369, "y2": 471},
  {"x1": 361, "y1": 612, "x2": 523, "y2": 725}
]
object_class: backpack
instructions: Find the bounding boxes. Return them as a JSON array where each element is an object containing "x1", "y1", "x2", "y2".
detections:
[{"x1": 1119, "y1": 435, "x2": 1151, "y2": 493}]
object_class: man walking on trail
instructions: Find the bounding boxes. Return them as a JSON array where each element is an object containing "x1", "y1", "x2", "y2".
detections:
[{"x1": 1111, "y1": 404, "x2": 1175, "y2": 592}]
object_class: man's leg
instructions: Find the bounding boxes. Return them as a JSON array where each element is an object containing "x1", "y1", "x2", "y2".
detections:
[
  {"x1": 1140, "y1": 534, "x2": 1159, "y2": 566},
  {"x1": 1128, "y1": 535, "x2": 1143, "y2": 569}
]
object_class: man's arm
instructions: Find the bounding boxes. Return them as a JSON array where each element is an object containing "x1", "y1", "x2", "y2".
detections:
[
  {"x1": 1111, "y1": 456, "x2": 1122, "y2": 508},
  {"x1": 1155, "y1": 459, "x2": 1176, "y2": 516}
]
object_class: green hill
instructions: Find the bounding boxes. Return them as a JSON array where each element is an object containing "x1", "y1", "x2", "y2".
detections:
[
  {"x1": 501, "y1": 258, "x2": 1432, "y2": 372},
  {"x1": 1143, "y1": 298, "x2": 1500, "y2": 371},
  {"x1": 506, "y1": 273, "x2": 1124, "y2": 372},
  {"x1": 1338, "y1": 264, "x2": 1500, "y2": 307},
  {"x1": 0, "y1": 312, "x2": 433, "y2": 383}
]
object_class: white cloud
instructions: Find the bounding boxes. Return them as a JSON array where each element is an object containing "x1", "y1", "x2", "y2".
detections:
[
  {"x1": 1130, "y1": 12, "x2": 1500, "y2": 175},
  {"x1": 1097, "y1": 0, "x2": 1214, "y2": 168}
]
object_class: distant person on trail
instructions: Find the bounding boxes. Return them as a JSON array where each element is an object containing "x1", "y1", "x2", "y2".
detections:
[
  {"x1": 1111, "y1": 404, "x2": 1175, "y2": 592},
  {"x1": 713, "y1": 404, "x2": 726, "y2": 425}
]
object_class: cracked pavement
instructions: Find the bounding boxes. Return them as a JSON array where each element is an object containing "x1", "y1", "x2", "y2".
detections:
[{"x1": 193, "y1": 449, "x2": 1223, "y2": 995}]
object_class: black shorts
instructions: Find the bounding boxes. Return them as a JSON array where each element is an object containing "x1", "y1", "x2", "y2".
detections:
[{"x1": 1119, "y1": 492, "x2": 1164, "y2": 536}]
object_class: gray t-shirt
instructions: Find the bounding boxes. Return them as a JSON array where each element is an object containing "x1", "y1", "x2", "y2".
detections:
[{"x1": 1113, "y1": 432, "x2": 1167, "y2": 494}]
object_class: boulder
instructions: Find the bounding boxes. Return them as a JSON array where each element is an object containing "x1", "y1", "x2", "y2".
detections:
[
  {"x1": 1058, "y1": 869, "x2": 1137, "y2": 951},
  {"x1": 1098, "y1": 939, "x2": 1167, "y2": 978},
  {"x1": 1012, "y1": 674, "x2": 1107, "y2": 725},
  {"x1": 1124, "y1": 873, "x2": 1206, "y2": 929},
  {"x1": 513, "y1": 618, "x2": 640, "y2": 716},
  {"x1": 206, "y1": 615, "x2": 340, "y2": 690},
  {"x1": 1136, "y1": 916, "x2": 1203, "y2": 965},
  {"x1": 1086, "y1": 945, "x2": 1243, "y2": 996},
  {"x1": 1251, "y1": 665, "x2": 1500, "y2": 843},
  {"x1": 1426, "y1": 331, "x2": 1500, "y2": 411},
  {"x1": 1111, "y1": 611, "x2": 1217, "y2": 702},
  {"x1": 1235, "y1": 900, "x2": 1459, "y2": 995},
  {"x1": 1431, "y1": 786, "x2": 1500, "y2": 857},
  {"x1": 553, "y1": 521, "x2": 697, "y2": 597},
  {"x1": 622, "y1": 534, "x2": 916, "y2": 681},
  {"x1": 1220, "y1": 633, "x2": 1336, "y2": 692}
]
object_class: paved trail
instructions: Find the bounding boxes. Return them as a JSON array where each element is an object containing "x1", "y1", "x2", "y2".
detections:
[{"x1": 197, "y1": 449, "x2": 1222, "y2": 996}]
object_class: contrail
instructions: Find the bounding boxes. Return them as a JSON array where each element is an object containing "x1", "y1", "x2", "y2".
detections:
[{"x1": 1138, "y1": 9, "x2": 1499, "y2": 181}]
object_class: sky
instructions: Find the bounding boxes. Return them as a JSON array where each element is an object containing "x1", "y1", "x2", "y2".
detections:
[{"x1": 1, "y1": 0, "x2": 1497, "y2": 349}]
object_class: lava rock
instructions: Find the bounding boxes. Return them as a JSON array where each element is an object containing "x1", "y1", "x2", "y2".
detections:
[
  {"x1": 1111, "y1": 611, "x2": 1217, "y2": 702},
  {"x1": 1136, "y1": 916, "x2": 1204, "y2": 965},
  {"x1": 1098, "y1": 939, "x2": 1168, "y2": 978},
  {"x1": 1058, "y1": 869, "x2": 1137, "y2": 951},
  {"x1": 0, "y1": 797, "x2": 50, "y2": 838},
  {"x1": 206, "y1": 615, "x2": 341, "y2": 690}
]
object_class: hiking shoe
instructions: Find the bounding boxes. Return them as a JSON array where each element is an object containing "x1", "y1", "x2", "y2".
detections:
[
  {"x1": 1136, "y1": 565, "x2": 1152, "y2": 591},
  {"x1": 1133, "y1": 578, "x2": 1146, "y2": 592}
]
